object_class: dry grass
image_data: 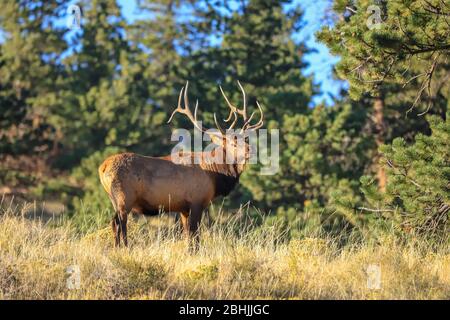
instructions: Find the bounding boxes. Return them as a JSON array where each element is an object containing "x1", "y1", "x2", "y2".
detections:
[{"x1": 0, "y1": 205, "x2": 449, "y2": 300}]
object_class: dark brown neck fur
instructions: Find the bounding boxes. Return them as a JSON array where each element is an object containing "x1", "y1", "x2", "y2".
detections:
[{"x1": 209, "y1": 167, "x2": 240, "y2": 197}]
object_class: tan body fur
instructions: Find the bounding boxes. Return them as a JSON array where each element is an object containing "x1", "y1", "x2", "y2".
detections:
[
  {"x1": 99, "y1": 150, "x2": 240, "y2": 248},
  {"x1": 99, "y1": 153, "x2": 217, "y2": 214}
]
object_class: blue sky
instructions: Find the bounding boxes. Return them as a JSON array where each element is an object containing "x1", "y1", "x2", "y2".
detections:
[{"x1": 293, "y1": 0, "x2": 347, "y2": 105}]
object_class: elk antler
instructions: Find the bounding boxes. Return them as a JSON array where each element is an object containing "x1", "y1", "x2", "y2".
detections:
[
  {"x1": 220, "y1": 80, "x2": 247, "y2": 122},
  {"x1": 169, "y1": 81, "x2": 240, "y2": 136},
  {"x1": 167, "y1": 81, "x2": 208, "y2": 133},
  {"x1": 219, "y1": 81, "x2": 264, "y2": 134},
  {"x1": 169, "y1": 81, "x2": 263, "y2": 135},
  {"x1": 241, "y1": 100, "x2": 264, "y2": 133}
]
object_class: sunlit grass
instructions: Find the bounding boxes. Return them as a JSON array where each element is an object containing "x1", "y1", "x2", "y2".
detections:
[{"x1": 0, "y1": 201, "x2": 448, "y2": 300}]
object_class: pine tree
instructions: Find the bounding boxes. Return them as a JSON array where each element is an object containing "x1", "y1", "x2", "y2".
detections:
[
  {"x1": 317, "y1": 0, "x2": 449, "y2": 189},
  {"x1": 0, "y1": 1, "x2": 67, "y2": 156},
  {"x1": 51, "y1": 0, "x2": 166, "y2": 167},
  {"x1": 125, "y1": 0, "x2": 194, "y2": 151},
  {"x1": 356, "y1": 113, "x2": 449, "y2": 240},
  {"x1": 188, "y1": 0, "x2": 313, "y2": 120},
  {"x1": 318, "y1": 0, "x2": 449, "y2": 104}
]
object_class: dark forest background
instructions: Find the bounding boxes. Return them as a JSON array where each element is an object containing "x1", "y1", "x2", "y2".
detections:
[{"x1": 0, "y1": 0, "x2": 448, "y2": 241}]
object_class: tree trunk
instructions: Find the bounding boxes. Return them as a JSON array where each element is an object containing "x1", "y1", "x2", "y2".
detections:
[{"x1": 373, "y1": 96, "x2": 386, "y2": 191}]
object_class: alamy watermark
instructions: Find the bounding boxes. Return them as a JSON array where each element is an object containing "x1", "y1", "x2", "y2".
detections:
[
  {"x1": 170, "y1": 125, "x2": 280, "y2": 175},
  {"x1": 366, "y1": 264, "x2": 381, "y2": 290},
  {"x1": 67, "y1": 4, "x2": 82, "y2": 30},
  {"x1": 347, "y1": 0, "x2": 385, "y2": 30},
  {"x1": 366, "y1": 0, "x2": 386, "y2": 30},
  {"x1": 366, "y1": 4, "x2": 383, "y2": 30},
  {"x1": 66, "y1": 264, "x2": 81, "y2": 290}
]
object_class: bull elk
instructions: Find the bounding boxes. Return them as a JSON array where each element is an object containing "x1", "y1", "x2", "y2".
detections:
[{"x1": 98, "y1": 81, "x2": 264, "y2": 250}]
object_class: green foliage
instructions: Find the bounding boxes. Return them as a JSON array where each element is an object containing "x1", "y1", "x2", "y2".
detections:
[
  {"x1": 317, "y1": 0, "x2": 449, "y2": 109},
  {"x1": 316, "y1": 0, "x2": 450, "y2": 242},
  {"x1": 0, "y1": 1, "x2": 67, "y2": 155},
  {"x1": 30, "y1": 179, "x2": 81, "y2": 204},
  {"x1": 334, "y1": 114, "x2": 449, "y2": 241},
  {"x1": 187, "y1": 0, "x2": 313, "y2": 120},
  {"x1": 242, "y1": 101, "x2": 371, "y2": 226},
  {"x1": 50, "y1": 0, "x2": 169, "y2": 167},
  {"x1": 366, "y1": 114, "x2": 449, "y2": 239},
  {"x1": 0, "y1": 168, "x2": 36, "y2": 189}
]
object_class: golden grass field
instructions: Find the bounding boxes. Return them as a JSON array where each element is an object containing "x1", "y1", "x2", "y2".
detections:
[{"x1": 0, "y1": 203, "x2": 449, "y2": 300}]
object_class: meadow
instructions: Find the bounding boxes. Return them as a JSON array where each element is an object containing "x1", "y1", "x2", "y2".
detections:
[{"x1": 0, "y1": 201, "x2": 448, "y2": 300}]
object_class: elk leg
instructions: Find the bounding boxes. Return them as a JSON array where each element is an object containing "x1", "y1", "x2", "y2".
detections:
[
  {"x1": 180, "y1": 212, "x2": 190, "y2": 238},
  {"x1": 119, "y1": 212, "x2": 128, "y2": 247},
  {"x1": 188, "y1": 206, "x2": 203, "y2": 253},
  {"x1": 174, "y1": 213, "x2": 183, "y2": 239},
  {"x1": 112, "y1": 214, "x2": 121, "y2": 247}
]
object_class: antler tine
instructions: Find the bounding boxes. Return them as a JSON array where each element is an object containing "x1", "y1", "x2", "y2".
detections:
[
  {"x1": 220, "y1": 85, "x2": 238, "y2": 122},
  {"x1": 227, "y1": 110, "x2": 238, "y2": 130},
  {"x1": 194, "y1": 99, "x2": 199, "y2": 121},
  {"x1": 237, "y1": 80, "x2": 247, "y2": 121},
  {"x1": 183, "y1": 81, "x2": 190, "y2": 113},
  {"x1": 167, "y1": 85, "x2": 184, "y2": 124},
  {"x1": 241, "y1": 100, "x2": 264, "y2": 133},
  {"x1": 168, "y1": 81, "x2": 208, "y2": 133},
  {"x1": 220, "y1": 81, "x2": 249, "y2": 122},
  {"x1": 214, "y1": 110, "x2": 238, "y2": 135},
  {"x1": 213, "y1": 113, "x2": 225, "y2": 135},
  {"x1": 219, "y1": 85, "x2": 240, "y2": 132}
]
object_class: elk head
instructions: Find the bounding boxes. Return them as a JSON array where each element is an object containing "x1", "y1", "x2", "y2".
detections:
[{"x1": 167, "y1": 81, "x2": 264, "y2": 172}]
